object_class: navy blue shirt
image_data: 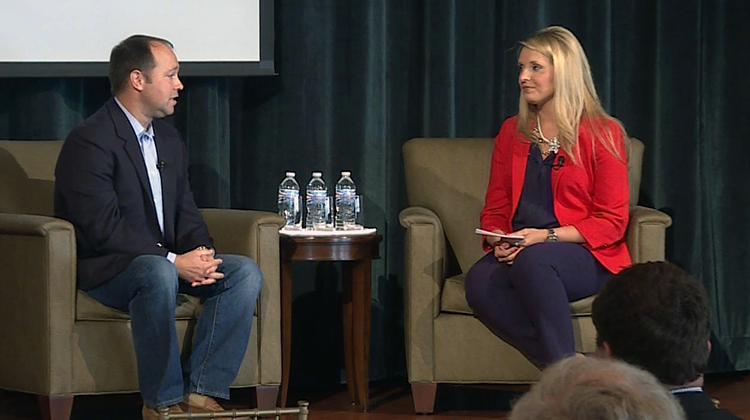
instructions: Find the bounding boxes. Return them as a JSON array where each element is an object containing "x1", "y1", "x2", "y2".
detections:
[{"x1": 512, "y1": 145, "x2": 560, "y2": 231}]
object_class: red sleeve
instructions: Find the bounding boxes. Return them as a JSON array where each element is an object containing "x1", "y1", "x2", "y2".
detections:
[
  {"x1": 480, "y1": 118, "x2": 516, "y2": 251},
  {"x1": 570, "y1": 120, "x2": 630, "y2": 250}
]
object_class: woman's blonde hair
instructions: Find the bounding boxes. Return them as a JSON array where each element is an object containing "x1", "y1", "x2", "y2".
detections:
[{"x1": 517, "y1": 26, "x2": 625, "y2": 163}]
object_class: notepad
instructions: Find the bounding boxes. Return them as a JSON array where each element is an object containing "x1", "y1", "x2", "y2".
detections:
[{"x1": 474, "y1": 228, "x2": 524, "y2": 241}]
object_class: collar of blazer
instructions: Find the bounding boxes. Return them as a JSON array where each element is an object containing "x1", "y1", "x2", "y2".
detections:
[
  {"x1": 105, "y1": 98, "x2": 178, "y2": 244},
  {"x1": 107, "y1": 99, "x2": 156, "y2": 201}
]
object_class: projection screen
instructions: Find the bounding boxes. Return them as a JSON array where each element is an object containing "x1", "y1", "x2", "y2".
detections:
[{"x1": 0, "y1": 0, "x2": 275, "y2": 77}]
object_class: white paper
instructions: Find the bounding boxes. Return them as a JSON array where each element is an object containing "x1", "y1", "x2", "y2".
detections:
[{"x1": 474, "y1": 228, "x2": 524, "y2": 241}]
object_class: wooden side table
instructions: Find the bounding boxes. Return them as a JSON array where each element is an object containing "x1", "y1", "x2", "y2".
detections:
[{"x1": 279, "y1": 234, "x2": 382, "y2": 410}]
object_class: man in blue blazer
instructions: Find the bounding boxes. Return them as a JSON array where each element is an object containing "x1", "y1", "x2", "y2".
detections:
[
  {"x1": 54, "y1": 35, "x2": 261, "y2": 420},
  {"x1": 592, "y1": 262, "x2": 741, "y2": 420}
]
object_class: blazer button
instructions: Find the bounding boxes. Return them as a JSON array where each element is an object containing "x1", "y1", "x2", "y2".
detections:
[{"x1": 156, "y1": 242, "x2": 164, "y2": 248}]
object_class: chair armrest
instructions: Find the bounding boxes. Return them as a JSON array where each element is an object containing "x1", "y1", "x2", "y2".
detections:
[
  {"x1": 0, "y1": 213, "x2": 77, "y2": 394},
  {"x1": 626, "y1": 205, "x2": 673, "y2": 263},
  {"x1": 399, "y1": 206, "x2": 447, "y2": 383},
  {"x1": 200, "y1": 208, "x2": 284, "y2": 384}
]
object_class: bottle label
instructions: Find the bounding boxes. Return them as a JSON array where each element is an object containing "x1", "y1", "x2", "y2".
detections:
[
  {"x1": 306, "y1": 190, "x2": 329, "y2": 229},
  {"x1": 279, "y1": 190, "x2": 299, "y2": 211},
  {"x1": 307, "y1": 190, "x2": 327, "y2": 200}
]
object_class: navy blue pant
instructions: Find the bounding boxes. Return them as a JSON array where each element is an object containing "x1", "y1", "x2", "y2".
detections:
[{"x1": 464, "y1": 242, "x2": 610, "y2": 366}]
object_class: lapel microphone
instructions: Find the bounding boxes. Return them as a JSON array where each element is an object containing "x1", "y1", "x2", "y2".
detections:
[
  {"x1": 156, "y1": 161, "x2": 166, "y2": 170},
  {"x1": 553, "y1": 156, "x2": 565, "y2": 170}
]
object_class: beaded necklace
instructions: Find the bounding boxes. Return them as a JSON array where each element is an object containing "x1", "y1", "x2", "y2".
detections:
[{"x1": 533, "y1": 117, "x2": 560, "y2": 159}]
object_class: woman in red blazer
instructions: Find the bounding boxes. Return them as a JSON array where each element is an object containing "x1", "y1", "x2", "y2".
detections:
[{"x1": 464, "y1": 26, "x2": 631, "y2": 366}]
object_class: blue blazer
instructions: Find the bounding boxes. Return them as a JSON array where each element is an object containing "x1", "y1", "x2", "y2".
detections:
[
  {"x1": 55, "y1": 98, "x2": 211, "y2": 290},
  {"x1": 675, "y1": 392, "x2": 743, "y2": 420}
]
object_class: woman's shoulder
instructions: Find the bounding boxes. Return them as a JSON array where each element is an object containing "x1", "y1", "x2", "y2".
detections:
[
  {"x1": 501, "y1": 115, "x2": 519, "y2": 130},
  {"x1": 496, "y1": 115, "x2": 520, "y2": 138}
]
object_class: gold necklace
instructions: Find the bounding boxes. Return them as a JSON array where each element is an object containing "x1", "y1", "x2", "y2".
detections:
[{"x1": 533, "y1": 118, "x2": 560, "y2": 159}]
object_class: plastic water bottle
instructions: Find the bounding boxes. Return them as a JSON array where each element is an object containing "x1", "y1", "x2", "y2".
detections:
[
  {"x1": 305, "y1": 172, "x2": 328, "y2": 230},
  {"x1": 278, "y1": 172, "x2": 301, "y2": 229},
  {"x1": 335, "y1": 171, "x2": 357, "y2": 230}
]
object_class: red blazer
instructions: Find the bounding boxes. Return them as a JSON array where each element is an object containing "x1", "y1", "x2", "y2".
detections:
[{"x1": 480, "y1": 116, "x2": 631, "y2": 274}]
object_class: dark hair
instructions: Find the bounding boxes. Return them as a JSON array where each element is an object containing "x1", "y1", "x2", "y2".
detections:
[
  {"x1": 592, "y1": 261, "x2": 712, "y2": 385},
  {"x1": 108, "y1": 35, "x2": 174, "y2": 95}
]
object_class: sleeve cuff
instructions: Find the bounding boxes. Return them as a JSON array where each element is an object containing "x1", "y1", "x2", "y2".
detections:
[{"x1": 166, "y1": 252, "x2": 177, "y2": 263}]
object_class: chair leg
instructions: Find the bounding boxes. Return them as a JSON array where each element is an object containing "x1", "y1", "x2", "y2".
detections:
[
  {"x1": 254, "y1": 385, "x2": 279, "y2": 410},
  {"x1": 410, "y1": 383, "x2": 437, "y2": 414},
  {"x1": 38, "y1": 395, "x2": 74, "y2": 420}
]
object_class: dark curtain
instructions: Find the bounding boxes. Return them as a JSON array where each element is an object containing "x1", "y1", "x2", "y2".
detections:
[{"x1": 1, "y1": 0, "x2": 749, "y2": 380}]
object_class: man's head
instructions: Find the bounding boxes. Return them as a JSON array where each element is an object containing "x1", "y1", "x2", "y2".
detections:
[
  {"x1": 509, "y1": 356, "x2": 685, "y2": 420},
  {"x1": 592, "y1": 261, "x2": 712, "y2": 386},
  {"x1": 109, "y1": 35, "x2": 183, "y2": 120}
]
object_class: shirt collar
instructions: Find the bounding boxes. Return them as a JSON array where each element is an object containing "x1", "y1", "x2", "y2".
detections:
[
  {"x1": 114, "y1": 97, "x2": 154, "y2": 139},
  {"x1": 670, "y1": 386, "x2": 703, "y2": 394}
]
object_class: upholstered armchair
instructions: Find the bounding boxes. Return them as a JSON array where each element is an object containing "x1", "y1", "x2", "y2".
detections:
[
  {"x1": 399, "y1": 137, "x2": 672, "y2": 413},
  {"x1": 0, "y1": 140, "x2": 284, "y2": 420}
]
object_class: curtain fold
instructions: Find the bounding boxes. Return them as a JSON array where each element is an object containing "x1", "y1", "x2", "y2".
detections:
[{"x1": 1, "y1": 0, "x2": 748, "y2": 379}]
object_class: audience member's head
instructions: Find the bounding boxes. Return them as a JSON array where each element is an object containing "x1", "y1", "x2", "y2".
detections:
[
  {"x1": 108, "y1": 34, "x2": 174, "y2": 95},
  {"x1": 592, "y1": 261, "x2": 712, "y2": 387},
  {"x1": 509, "y1": 356, "x2": 685, "y2": 420}
]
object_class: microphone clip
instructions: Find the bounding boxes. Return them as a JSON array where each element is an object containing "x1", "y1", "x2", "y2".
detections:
[{"x1": 553, "y1": 156, "x2": 565, "y2": 170}]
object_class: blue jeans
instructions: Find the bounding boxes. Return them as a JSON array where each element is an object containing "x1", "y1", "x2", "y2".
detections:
[{"x1": 86, "y1": 254, "x2": 262, "y2": 408}]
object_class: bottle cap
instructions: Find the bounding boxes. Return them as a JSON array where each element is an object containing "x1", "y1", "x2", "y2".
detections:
[
  {"x1": 286, "y1": 171, "x2": 295, "y2": 177},
  {"x1": 312, "y1": 171, "x2": 322, "y2": 177},
  {"x1": 341, "y1": 171, "x2": 351, "y2": 176}
]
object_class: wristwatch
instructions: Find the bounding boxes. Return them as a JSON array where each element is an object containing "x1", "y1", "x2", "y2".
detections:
[{"x1": 546, "y1": 228, "x2": 558, "y2": 243}]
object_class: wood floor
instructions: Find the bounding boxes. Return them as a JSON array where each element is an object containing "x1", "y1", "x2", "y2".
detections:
[{"x1": 1, "y1": 373, "x2": 748, "y2": 420}]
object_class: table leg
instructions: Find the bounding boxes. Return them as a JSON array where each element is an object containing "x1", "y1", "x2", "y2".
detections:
[
  {"x1": 280, "y1": 257, "x2": 293, "y2": 407},
  {"x1": 342, "y1": 262, "x2": 358, "y2": 404},
  {"x1": 352, "y1": 258, "x2": 372, "y2": 409}
]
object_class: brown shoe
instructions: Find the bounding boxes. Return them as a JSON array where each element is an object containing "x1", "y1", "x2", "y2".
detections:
[
  {"x1": 180, "y1": 393, "x2": 224, "y2": 412},
  {"x1": 142, "y1": 404, "x2": 183, "y2": 420}
]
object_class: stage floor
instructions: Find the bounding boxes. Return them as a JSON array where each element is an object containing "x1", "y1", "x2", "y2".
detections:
[{"x1": 1, "y1": 372, "x2": 748, "y2": 420}]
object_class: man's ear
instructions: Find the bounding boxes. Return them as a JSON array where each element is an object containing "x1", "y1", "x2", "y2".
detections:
[
  {"x1": 596, "y1": 341, "x2": 614, "y2": 358},
  {"x1": 130, "y1": 69, "x2": 146, "y2": 92},
  {"x1": 707, "y1": 340, "x2": 712, "y2": 356}
]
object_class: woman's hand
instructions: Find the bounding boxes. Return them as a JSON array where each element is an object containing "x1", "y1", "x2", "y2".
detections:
[
  {"x1": 512, "y1": 228, "x2": 549, "y2": 247},
  {"x1": 492, "y1": 228, "x2": 549, "y2": 264},
  {"x1": 494, "y1": 241, "x2": 522, "y2": 264},
  {"x1": 486, "y1": 229, "x2": 524, "y2": 264},
  {"x1": 484, "y1": 229, "x2": 506, "y2": 248}
]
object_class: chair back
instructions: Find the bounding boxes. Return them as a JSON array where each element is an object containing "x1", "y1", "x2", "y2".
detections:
[
  {"x1": 402, "y1": 137, "x2": 643, "y2": 273},
  {"x1": 0, "y1": 140, "x2": 63, "y2": 216}
]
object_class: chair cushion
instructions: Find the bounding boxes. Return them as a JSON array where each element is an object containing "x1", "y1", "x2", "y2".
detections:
[
  {"x1": 440, "y1": 275, "x2": 474, "y2": 315},
  {"x1": 0, "y1": 140, "x2": 61, "y2": 216},
  {"x1": 402, "y1": 139, "x2": 493, "y2": 275},
  {"x1": 440, "y1": 274, "x2": 595, "y2": 317},
  {"x1": 569, "y1": 295, "x2": 596, "y2": 316},
  {"x1": 76, "y1": 291, "x2": 201, "y2": 321}
]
